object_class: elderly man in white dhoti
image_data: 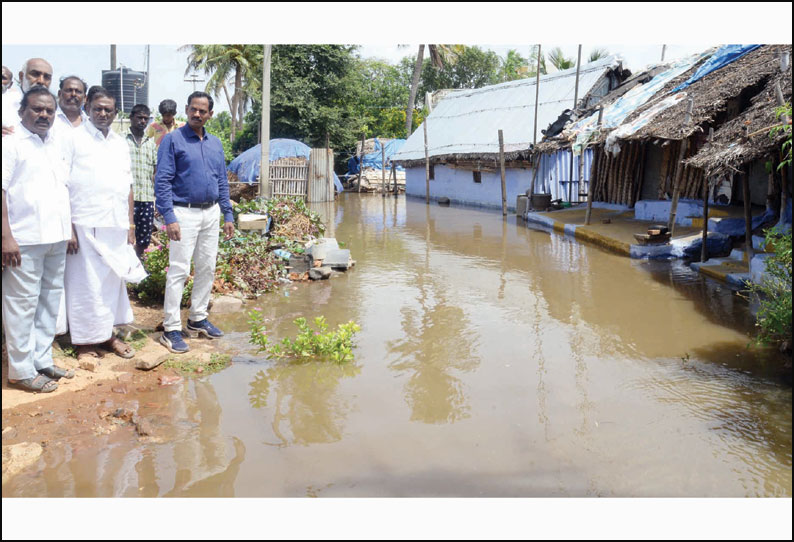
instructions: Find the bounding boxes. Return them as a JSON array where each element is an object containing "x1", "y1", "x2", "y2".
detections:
[{"x1": 63, "y1": 87, "x2": 147, "y2": 362}]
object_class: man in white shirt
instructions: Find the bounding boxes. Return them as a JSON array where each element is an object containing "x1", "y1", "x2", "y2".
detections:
[
  {"x1": 2, "y1": 58, "x2": 52, "y2": 136},
  {"x1": 2, "y1": 87, "x2": 75, "y2": 393},
  {"x1": 55, "y1": 76, "x2": 88, "y2": 131},
  {"x1": 51, "y1": 76, "x2": 88, "y2": 336},
  {"x1": 63, "y1": 87, "x2": 146, "y2": 363}
]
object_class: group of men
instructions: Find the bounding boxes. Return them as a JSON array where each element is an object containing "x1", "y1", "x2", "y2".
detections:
[{"x1": 2, "y1": 58, "x2": 235, "y2": 394}]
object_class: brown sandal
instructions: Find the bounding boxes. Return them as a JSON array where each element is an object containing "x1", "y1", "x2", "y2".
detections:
[
  {"x1": 76, "y1": 346, "x2": 103, "y2": 362},
  {"x1": 105, "y1": 337, "x2": 135, "y2": 359}
]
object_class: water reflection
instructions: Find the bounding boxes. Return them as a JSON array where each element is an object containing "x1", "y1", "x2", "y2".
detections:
[{"x1": 248, "y1": 360, "x2": 360, "y2": 446}]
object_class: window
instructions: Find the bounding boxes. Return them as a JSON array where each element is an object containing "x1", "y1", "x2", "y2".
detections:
[
  {"x1": 429, "y1": 164, "x2": 435, "y2": 180},
  {"x1": 473, "y1": 171, "x2": 482, "y2": 183}
]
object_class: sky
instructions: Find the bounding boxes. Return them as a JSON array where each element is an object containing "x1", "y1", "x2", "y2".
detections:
[
  {"x1": 2, "y1": 2, "x2": 792, "y2": 540},
  {"x1": 3, "y1": 3, "x2": 790, "y2": 117}
]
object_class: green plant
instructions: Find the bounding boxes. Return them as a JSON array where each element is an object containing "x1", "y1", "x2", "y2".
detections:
[
  {"x1": 770, "y1": 102, "x2": 792, "y2": 171},
  {"x1": 248, "y1": 311, "x2": 361, "y2": 363},
  {"x1": 132, "y1": 229, "x2": 192, "y2": 306},
  {"x1": 163, "y1": 353, "x2": 232, "y2": 376},
  {"x1": 749, "y1": 229, "x2": 792, "y2": 347},
  {"x1": 128, "y1": 330, "x2": 149, "y2": 352}
]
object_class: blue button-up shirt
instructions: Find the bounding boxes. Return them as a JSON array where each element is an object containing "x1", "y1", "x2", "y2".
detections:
[{"x1": 154, "y1": 124, "x2": 233, "y2": 225}]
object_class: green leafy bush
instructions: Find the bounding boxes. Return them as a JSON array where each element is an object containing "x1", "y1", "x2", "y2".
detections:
[
  {"x1": 132, "y1": 228, "x2": 192, "y2": 306},
  {"x1": 248, "y1": 311, "x2": 361, "y2": 363},
  {"x1": 750, "y1": 229, "x2": 792, "y2": 347}
]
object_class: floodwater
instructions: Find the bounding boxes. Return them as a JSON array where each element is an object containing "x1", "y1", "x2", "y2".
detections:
[{"x1": 5, "y1": 194, "x2": 792, "y2": 497}]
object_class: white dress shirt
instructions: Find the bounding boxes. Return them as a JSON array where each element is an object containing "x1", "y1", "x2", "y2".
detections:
[
  {"x1": 65, "y1": 120, "x2": 134, "y2": 230},
  {"x1": 2, "y1": 87, "x2": 22, "y2": 130},
  {"x1": 1, "y1": 123, "x2": 72, "y2": 245}
]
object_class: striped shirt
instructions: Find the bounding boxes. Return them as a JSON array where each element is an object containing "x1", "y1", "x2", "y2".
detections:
[{"x1": 126, "y1": 131, "x2": 157, "y2": 202}]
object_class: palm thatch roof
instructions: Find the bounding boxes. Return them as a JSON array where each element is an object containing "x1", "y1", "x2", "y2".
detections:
[
  {"x1": 685, "y1": 53, "x2": 792, "y2": 175},
  {"x1": 621, "y1": 44, "x2": 790, "y2": 143}
]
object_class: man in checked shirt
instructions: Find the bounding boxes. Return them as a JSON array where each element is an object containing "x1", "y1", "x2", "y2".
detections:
[{"x1": 126, "y1": 103, "x2": 158, "y2": 258}]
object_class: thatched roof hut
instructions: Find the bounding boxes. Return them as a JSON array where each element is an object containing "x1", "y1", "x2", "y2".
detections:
[
  {"x1": 620, "y1": 44, "x2": 790, "y2": 144},
  {"x1": 685, "y1": 55, "x2": 792, "y2": 176}
]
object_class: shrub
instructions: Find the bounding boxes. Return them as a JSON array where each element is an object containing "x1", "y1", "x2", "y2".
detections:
[
  {"x1": 248, "y1": 311, "x2": 361, "y2": 363},
  {"x1": 750, "y1": 229, "x2": 792, "y2": 347}
]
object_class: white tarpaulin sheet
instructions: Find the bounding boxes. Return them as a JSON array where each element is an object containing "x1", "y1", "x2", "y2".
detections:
[{"x1": 568, "y1": 50, "x2": 711, "y2": 154}]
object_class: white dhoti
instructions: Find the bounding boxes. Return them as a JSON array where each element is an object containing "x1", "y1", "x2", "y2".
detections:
[{"x1": 64, "y1": 225, "x2": 147, "y2": 345}]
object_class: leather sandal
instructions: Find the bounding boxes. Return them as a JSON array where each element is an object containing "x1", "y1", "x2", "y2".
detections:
[
  {"x1": 105, "y1": 337, "x2": 135, "y2": 359},
  {"x1": 38, "y1": 365, "x2": 75, "y2": 380},
  {"x1": 8, "y1": 374, "x2": 58, "y2": 393}
]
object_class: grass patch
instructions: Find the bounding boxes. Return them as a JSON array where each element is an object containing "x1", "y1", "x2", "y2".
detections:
[
  {"x1": 163, "y1": 353, "x2": 232, "y2": 376},
  {"x1": 128, "y1": 330, "x2": 149, "y2": 352}
]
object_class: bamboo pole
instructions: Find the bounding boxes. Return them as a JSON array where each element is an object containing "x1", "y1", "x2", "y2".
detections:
[
  {"x1": 632, "y1": 142, "x2": 647, "y2": 208},
  {"x1": 260, "y1": 44, "x2": 272, "y2": 199},
  {"x1": 424, "y1": 120, "x2": 430, "y2": 204},
  {"x1": 742, "y1": 163, "x2": 754, "y2": 262},
  {"x1": 381, "y1": 143, "x2": 386, "y2": 197},
  {"x1": 584, "y1": 108, "x2": 604, "y2": 224},
  {"x1": 567, "y1": 45, "x2": 583, "y2": 204},
  {"x1": 774, "y1": 80, "x2": 789, "y2": 225},
  {"x1": 668, "y1": 96, "x2": 694, "y2": 235},
  {"x1": 391, "y1": 161, "x2": 398, "y2": 195},
  {"x1": 701, "y1": 128, "x2": 714, "y2": 262},
  {"x1": 498, "y1": 129, "x2": 507, "y2": 215},
  {"x1": 356, "y1": 133, "x2": 365, "y2": 193},
  {"x1": 533, "y1": 44, "x2": 541, "y2": 147}
]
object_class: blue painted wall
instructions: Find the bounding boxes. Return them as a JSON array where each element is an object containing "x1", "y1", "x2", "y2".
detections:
[
  {"x1": 405, "y1": 165, "x2": 533, "y2": 211},
  {"x1": 405, "y1": 149, "x2": 594, "y2": 211}
]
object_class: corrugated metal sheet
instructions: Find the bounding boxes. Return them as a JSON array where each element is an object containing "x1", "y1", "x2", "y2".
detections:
[{"x1": 393, "y1": 56, "x2": 621, "y2": 162}]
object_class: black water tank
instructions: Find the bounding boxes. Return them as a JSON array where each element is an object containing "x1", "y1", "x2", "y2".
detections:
[{"x1": 101, "y1": 67, "x2": 148, "y2": 114}]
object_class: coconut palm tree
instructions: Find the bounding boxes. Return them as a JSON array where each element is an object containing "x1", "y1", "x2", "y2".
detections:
[
  {"x1": 588, "y1": 48, "x2": 610, "y2": 62},
  {"x1": 528, "y1": 45, "x2": 547, "y2": 77},
  {"x1": 547, "y1": 47, "x2": 576, "y2": 71},
  {"x1": 405, "y1": 44, "x2": 462, "y2": 137},
  {"x1": 181, "y1": 44, "x2": 263, "y2": 143}
]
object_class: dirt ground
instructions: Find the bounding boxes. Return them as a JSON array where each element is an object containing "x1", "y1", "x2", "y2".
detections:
[{"x1": 1, "y1": 299, "x2": 236, "y2": 485}]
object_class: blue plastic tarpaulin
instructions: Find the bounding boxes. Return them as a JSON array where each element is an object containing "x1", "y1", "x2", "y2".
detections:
[
  {"x1": 670, "y1": 44, "x2": 761, "y2": 93},
  {"x1": 346, "y1": 138, "x2": 406, "y2": 176},
  {"x1": 227, "y1": 139, "x2": 343, "y2": 193}
]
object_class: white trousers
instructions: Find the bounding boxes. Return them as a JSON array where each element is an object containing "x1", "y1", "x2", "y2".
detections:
[
  {"x1": 163, "y1": 204, "x2": 220, "y2": 332},
  {"x1": 2, "y1": 241, "x2": 67, "y2": 380},
  {"x1": 65, "y1": 226, "x2": 134, "y2": 345}
]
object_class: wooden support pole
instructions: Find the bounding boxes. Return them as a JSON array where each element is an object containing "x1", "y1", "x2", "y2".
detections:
[
  {"x1": 498, "y1": 129, "x2": 507, "y2": 215},
  {"x1": 424, "y1": 120, "x2": 430, "y2": 204},
  {"x1": 774, "y1": 80, "x2": 789, "y2": 223},
  {"x1": 568, "y1": 45, "x2": 583, "y2": 204},
  {"x1": 356, "y1": 133, "x2": 365, "y2": 193},
  {"x1": 259, "y1": 44, "x2": 272, "y2": 199},
  {"x1": 533, "y1": 44, "x2": 541, "y2": 147},
  {"x1": 391, "y1": 161, "x2": 398, "y2": 195},
  {"x1": 585, "y1": 148, "x2": 598, "y2": 225},
  {"x1": 528, "y1": 157, "x2": 540, "y2": 209},
  {"x1": 742, "y1": 164, "x2": 754, "y2": 262},
  {"x1": 701, "y1": 128, "x2": 714, "y2": 262},
  {"x1": 668, "y1": 97, "x2": 694, "y2": 235},
  {"x1": 381, "y1": 143, "x2": 386, "y2": 197}
]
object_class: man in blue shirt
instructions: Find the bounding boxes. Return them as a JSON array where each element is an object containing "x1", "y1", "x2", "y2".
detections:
[{"x1": 155, "y1": 91, "x2": 234, "y2": 353}]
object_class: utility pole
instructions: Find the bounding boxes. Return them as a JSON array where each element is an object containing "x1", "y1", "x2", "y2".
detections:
[
  {"x1": 568, "y1": 44, "x2": 582, "y2": 203},
  {"x1": 184, "y1": 73, "x2": 205, "y2": 92},
  {"x1": 260, "y1": 44, "x2": 272, "y2": 199},
  {"x1": 661, "y1": 44, "x2": 667, "y2": 62}
]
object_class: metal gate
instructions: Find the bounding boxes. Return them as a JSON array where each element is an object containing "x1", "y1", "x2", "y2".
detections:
[{"x1": 271, "y1": 158, "x2": 309, "y2": 199}]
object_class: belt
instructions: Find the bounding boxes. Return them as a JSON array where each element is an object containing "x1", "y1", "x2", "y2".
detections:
[{"x1": 173, "y1": 201, "x2": 218, "y2": 209}]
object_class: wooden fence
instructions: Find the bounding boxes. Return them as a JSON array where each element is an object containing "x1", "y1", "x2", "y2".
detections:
[{"x1": 271, "y1": 158, "x2": 309, "y2": 198}]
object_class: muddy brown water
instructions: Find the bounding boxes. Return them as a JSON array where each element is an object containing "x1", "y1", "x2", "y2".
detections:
[{"x1": 4, "y1": 194, "x2": 791, "y2": 497}]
